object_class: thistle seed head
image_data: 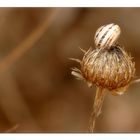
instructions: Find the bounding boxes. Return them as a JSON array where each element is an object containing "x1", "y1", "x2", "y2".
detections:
[{"x1": 71, "y1": 44, "x2": 135, "y2": 95}]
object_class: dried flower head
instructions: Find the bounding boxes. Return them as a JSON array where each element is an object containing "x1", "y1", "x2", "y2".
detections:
[{"x1": 71, "y1": 44, "x2": 135, "y2": 95}]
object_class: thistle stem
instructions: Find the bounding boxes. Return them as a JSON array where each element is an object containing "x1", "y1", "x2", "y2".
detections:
[{"x1": 89, "y1": 87, "x2": 106, "y2": 132}]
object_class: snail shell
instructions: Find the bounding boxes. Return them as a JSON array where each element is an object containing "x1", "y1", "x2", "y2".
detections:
[{"x1": 94, "y1": 23, "x2": 121, "y2": 49}]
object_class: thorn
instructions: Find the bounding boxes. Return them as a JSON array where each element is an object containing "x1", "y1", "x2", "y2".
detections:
[
  {"x1": 71, "y1": 71, "x2": 83, "y2": 80},
  {"x1": 79, "y1": 47, "x2": 86, "y2": 53},
  {"x1": 69, "y1": 58, "x2": 81, "y2": 63},
  {"x1": 86, "y1": 47, "x2": 93, "y2": 53},
  {"x1": 71, "y1": 67, "x2": 81, "y2": 73}
]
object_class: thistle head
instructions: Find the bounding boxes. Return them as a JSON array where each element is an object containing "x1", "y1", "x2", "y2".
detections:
[{"x1": 71, "y1": 44, "x2": 135, "y2": 95}]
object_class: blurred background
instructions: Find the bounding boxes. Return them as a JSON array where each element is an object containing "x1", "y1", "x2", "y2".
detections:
[{"x1": 0, "y1": 8, "x2": 140, "y2": 133}]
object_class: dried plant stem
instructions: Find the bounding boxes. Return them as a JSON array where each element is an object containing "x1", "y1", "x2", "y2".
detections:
[
  {"x1": 89, "y1": 87, "x2": 106, "y2": 132},
  {"x1": 0, "y1": 9, "x2": 61, "y2": 74}
]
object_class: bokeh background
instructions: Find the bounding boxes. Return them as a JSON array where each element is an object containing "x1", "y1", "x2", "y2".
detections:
[{"x1": 0, "y1": 8, "x2": 140, "y2": 133}]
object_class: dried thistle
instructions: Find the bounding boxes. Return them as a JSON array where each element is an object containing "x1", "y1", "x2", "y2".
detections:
[
  {"x1": 72, "y1": 44, "x2": 135, "y2": 95},
  {"x1": 70, "y1": 23, "x2": 136, "y2": 132}
]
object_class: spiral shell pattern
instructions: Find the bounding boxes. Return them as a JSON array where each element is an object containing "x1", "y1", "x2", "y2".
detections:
[{"x1": 94, "y1": 23, "x2": 121, "y2": 49}]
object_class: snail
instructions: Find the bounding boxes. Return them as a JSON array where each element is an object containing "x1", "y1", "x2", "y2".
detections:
[{"x1": 94, "y1": 23, "x2": 121, "y2": 49}]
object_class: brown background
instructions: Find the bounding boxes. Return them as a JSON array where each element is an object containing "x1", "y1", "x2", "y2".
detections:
[{"x1": 0, "y1": 8, "x2": 140, "y2": 132}]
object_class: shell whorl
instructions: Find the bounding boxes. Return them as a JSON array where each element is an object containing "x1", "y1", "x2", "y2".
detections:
[{"x1": 94, "y1": 23, "x2": 121, "y2": 49}]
